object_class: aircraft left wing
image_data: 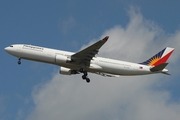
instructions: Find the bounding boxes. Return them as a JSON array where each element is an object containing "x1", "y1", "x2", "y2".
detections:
[
  {"x1": 96, "y1": 72, "x2": 120, "y2": 77},
  {"x1": 71, "y1": 36, "x2": 109, "y2": 66}
]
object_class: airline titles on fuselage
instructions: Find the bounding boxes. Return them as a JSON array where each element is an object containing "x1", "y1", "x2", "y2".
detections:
[{"x1": 23, "y1": 45, "x2": 44, "y2": 51}]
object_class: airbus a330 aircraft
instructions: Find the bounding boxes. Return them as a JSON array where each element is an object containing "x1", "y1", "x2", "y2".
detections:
[{"x1": 5, "y1": 36, "x2": 174, "y2": 83}]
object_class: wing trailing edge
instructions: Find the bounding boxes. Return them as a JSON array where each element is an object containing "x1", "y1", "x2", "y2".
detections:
[{"x1": 96, "y1": 72, "x2": 120, "y2": 77}]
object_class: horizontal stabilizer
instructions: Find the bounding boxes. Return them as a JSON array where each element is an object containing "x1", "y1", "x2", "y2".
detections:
[
  {"x1": 161, "y1": 72, "x2": 171, "y2": 75},
  {"x1": 150, "y1": 63, "x2": 168, "y2": 72}
]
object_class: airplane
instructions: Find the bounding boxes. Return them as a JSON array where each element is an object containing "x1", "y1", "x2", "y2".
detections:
[{"x1": 4, "y1": 36, "x2": 174, "y2": 83}]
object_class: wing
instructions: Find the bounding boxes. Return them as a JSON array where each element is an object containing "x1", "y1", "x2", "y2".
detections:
[
  {"x1": 96, "y1": 72, "x2": 120, "y2": 77},
  {"x1": 71, "y1": 36, "x2": 109, "y2": 66}
]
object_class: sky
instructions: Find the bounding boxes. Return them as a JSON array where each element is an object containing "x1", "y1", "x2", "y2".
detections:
[{"x1": 1, "y1": 0, "x2": 180, "y2": 120}]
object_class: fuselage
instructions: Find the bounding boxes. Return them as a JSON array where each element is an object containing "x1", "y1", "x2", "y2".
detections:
[{"x1": 4, "y1": 44, "x2": 165, "y2": 76}]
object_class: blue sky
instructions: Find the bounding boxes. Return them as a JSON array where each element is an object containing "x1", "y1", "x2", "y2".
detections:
[{"x1": 1, "y1": 0, "x2": 180, "y2": 120}]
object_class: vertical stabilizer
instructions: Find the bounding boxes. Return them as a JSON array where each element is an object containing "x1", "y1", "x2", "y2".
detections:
[{"x1": 140, "y1": 47, "x2": 174, "y2": 66}]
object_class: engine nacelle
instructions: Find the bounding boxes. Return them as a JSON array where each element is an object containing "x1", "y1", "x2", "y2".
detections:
[
  {"x1": 55, "y1": 55, "x2": 71, "y2": 64},
  {"x1": 59, "y1": 67, "x2": 78, "y2": 75}
]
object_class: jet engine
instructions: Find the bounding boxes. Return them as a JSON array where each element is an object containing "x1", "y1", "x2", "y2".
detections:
[
  {"x1": 55, "y1": 55, "x2": 71, "y2": 64},
  {"x1": 59, "y1": 67, "x2": 78, "y2": 75}
]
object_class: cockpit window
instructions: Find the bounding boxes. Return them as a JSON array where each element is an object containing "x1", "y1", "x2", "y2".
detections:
[{"x1": 10, "y1": 45, "x2": 13, "y2": 47}]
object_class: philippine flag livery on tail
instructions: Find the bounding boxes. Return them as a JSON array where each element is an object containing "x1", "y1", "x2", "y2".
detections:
[{"x1": 140, "y1": 47, "x2": 174, "y2": 67}]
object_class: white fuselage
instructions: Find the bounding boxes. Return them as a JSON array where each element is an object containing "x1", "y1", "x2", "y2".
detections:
[{"x1": 5, "y1": 44, "x2": 159, "y2": 76}]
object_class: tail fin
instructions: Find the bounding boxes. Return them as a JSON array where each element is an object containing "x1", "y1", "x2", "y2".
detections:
[{"x1": 140, "y1": 47, "x2": 174, "y2": 66}]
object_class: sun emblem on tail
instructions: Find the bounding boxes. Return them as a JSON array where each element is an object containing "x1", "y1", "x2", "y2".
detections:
[{"x1": 148, "y1": 57, "x2": 161, "y2": 66}]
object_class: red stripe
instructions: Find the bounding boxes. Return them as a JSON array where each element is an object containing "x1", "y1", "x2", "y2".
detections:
[{"x1": 153, "y1": 50, "x2": 174, "y2": 66}]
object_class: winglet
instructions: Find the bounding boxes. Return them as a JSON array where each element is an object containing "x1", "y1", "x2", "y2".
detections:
[{"x1": 103, "y1": 36, "x2": 109, "y2": 41}]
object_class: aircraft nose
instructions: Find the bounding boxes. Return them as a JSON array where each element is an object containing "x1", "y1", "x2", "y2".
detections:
[
  {"x1": 4, "y1": 47, "x2": 12, "y2": 53},
  {"x1": 4, "y1": 47, "x2": 9, "y2": 52}
]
